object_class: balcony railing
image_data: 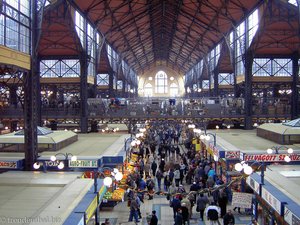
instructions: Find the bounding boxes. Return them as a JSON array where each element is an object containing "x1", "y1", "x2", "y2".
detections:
[{"x1": 0, "y1": 97, "x2": 294, "y2": 120}]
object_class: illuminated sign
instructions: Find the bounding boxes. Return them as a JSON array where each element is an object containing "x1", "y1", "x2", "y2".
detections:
[
  {"x1": 85, "y1": 196, "x2": 98, "y2": 224},
  {"x1": 0, "y1": 161, "x2": 18, "y2": 169},
  {"x1": 69, "y1": 160, "x2": 98, "y2": 168},
  {"x1": 244, "y1": 154, "x2": 300, "y2": 162}
]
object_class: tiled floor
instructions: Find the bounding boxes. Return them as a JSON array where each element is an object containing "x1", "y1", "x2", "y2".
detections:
[{"x1": 96, "y1": 193, "x2": 252, "y2": 225}]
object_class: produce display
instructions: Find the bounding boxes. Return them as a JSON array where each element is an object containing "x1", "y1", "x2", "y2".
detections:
[
  {"x1": 103, "y1": 188, "x2": 125, "y2": 201},
  {"x1": 103, "y1": 191, "x2": 113, "y2": 200}
]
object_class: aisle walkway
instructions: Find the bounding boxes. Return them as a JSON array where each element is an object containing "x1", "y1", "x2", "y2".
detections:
[{"x1": 97, "y1": 192, "x2": 252, "y2": 225}]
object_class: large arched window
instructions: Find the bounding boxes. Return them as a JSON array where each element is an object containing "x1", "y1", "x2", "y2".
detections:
[
  {"x1": 170, "y1": 83, "x2": 178, "y2": 97},
  {"x1": 155, "y1": 71, "x2": 168, "y2": 94},
  {"x1": 144, "y1": 83, "x2": 153, "y2": 97}
]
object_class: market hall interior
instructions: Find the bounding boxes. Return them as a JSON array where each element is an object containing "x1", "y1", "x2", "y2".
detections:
[{"x1": 1, "y1": 0, "x2": 300, "y2": 225}]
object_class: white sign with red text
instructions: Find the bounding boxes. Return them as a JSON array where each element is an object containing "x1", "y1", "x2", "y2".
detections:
[
  {"x1": 0, "y1": 161, "x2": 18, "y2": 168},
  {"x1": 244, "y1": 154, "x2": 300, "y2": 162}
]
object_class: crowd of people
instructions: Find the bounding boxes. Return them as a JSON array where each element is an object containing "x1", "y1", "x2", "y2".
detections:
[{"x1": 122, "y1": 121, "x2": 252, "y2": 225}]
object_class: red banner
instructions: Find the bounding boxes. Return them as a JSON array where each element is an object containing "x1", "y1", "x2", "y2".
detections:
[{"x1": 244, "y1": 154, "x2": 300, "y2": 162}]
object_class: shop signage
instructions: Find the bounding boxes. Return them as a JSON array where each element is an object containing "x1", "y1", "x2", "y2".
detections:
[
  {"x1": 231, "y1": 192, "x2": 253, "y2": 209},
  {"x1": 43, "y1": 160, "x2": 60, "y2": 167},
  {"x1": 98, "y1": 185, "x2": 107, "y2": 202},
  {"x1": 225, "y1": 151, "x2": 240, "y2": 159},
  {"x1": 246, "y1": 176, "x2": 260, "y2": 194},
  {"x1": 240, "y1": 152, "x2": 244, "y2": 161},
  {"x1": 77, "y1": 216, "x2": 84, "y2": 225},
  {"x1": 0, "y1": 161, "x2": 18, "y2": 169},
  {"x1": 261, "y1": 187, "x2": 282, "y2": 215},
  {"x1": 284, "y1": 207, "x2": 300, "y2": 225},
  {"x1": 69, "y1": 160, "x2": 98, "y2": 168},
  {"x1": 85, "y1": 196, "x2": 98, "y2": 224},
  {"x1": 208, "y1": 143, "x2": 219, "y2": 157},
  {"x1": 244, "y1": 154, "x2": 300, "y2": 162}
]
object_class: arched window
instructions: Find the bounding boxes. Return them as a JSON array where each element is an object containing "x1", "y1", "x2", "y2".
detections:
[
  {"x1": 155, "y1": 71, "x2": 168, "y2": 94},
  {"x1": 169, "y1": 83, "x2": 178, "y2": 97},
  {"x1": 144, "y1": 83, "x2": 153, "y2": 97}
]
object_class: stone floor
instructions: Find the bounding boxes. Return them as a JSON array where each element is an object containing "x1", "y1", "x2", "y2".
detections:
[{"x1": 92, "y1": 191, "x2": 253, "y2": 225}]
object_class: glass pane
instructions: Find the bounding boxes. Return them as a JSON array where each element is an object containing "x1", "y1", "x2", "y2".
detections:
[
  {"x1": 0, "y1": 15, "x2": 4, "y2": 45},
  {"x1": 5, "y1": 17, "x2": 19, "y2": 50}
]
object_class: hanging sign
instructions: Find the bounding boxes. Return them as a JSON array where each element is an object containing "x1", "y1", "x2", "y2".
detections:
[
  {"x1": 244, "y1": 154, "x2": 300, "y2": 162},
  {"x1": 69, "y1": 160, "x2": 98, "y2": 168}
]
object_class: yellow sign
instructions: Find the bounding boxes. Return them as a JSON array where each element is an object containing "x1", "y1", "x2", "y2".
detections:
[
  {"x1": 207, "y1": 146, "x2": 213, "y2": 155},
  {"x1": 98, "y1": 185, "x2": 107, "y2": 202},
  {"x1": 85, "y1": 196, "x2": 98, "y2": 223},
  {"x1": 195, "y1": 144, "x2": 200, "y2": 151}
]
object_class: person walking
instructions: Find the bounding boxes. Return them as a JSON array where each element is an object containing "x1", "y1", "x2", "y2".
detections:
[
  {"x1": 223, "y1": 210, "x2": 235, "y2": 225},
  {"x1": 218, "y1": 188, "x2": 228, "y2": 218},
  {"x1": 155, "y1": 169, "x2": 163, "y2": 192},
  {"x1": 171, "y1": 196, "x2": 182, "y2": 219},
  {"x1": 196, "y1": 193, "x2": 209, "y2": 221},
  {"x1": 128, "y1": 195, "x2": 140, "y2": 223},
  {"x1": 205, "y1": 202, "x2": 221, "y2": 225},
  {"x1": 150, "y1": 210, "x2": 158, "y2": 225},
  {"x1": 174, "y1": 208, "x2": 183, "y2": 225},
  {"x1": 181, "y1": 202, "x2": 190, "y2": 225}
]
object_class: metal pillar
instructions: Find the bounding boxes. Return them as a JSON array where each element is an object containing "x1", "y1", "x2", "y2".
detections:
[
  {"x1": 108, "y1": 72, "x2": 114, "y2": 97},
  {"x1": 36, "y1": 58, "x2": 42, "y2": 126},
  {"x1": 24, "y1": 0, "x2": 40, "y2": 170},
  {"x1": 122, "y1": 77, "x2": 126, "y2": 97},
  {"x1": 244, "y1": 50, "x2": 254, "y2": 130},
  {"x1": 9, "y1": 85, "x2": 18, "y2": 108},
  {"x1": 80, "y1": 15, "x2": 88, "y2": 133},
  {"x1": 291, "y1": 52, "x2": 299, "y2": 119},
  {"x1": 213, "y1": 68, "x2": 219, "y2": 97}
]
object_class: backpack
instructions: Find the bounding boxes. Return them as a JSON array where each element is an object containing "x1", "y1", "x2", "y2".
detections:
[{"x1": 207, "y1": 208, "x2": 219, "y2": 220}]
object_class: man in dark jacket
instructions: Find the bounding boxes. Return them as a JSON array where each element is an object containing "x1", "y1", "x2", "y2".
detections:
[
  {"x1": 223, "y1": 210, "x2": 235, "y2": 225},
  {"x1": 174, "y1": 208, "x2": 183, "y2": 225},
  {"x1": 150, "y1": 210, "x2": 158, "y2": 225},
  {"x1": 171, "y1": 196, "x2": 182, "y2": 218}
]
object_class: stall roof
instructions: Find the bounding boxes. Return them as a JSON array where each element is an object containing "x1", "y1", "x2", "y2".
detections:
[
  {"x1": 0, "y1": 171, "x2": 93, "y2": 224},
  {"x1": 0, "y1": 130, "x2": 77, "y2": 144}
]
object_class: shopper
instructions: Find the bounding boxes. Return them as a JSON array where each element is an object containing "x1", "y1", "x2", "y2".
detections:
[
  {"x1": 174, "y1": 208, "x2": 183, "y2": 225},
  {"x1": 150, "y1": 210, "x2": 158, "y2": 225},
  {"x1": 128, "y1": 195, "x2": 140, "y2": 223},
  {"x1": 223, "y1": 210, "x2": 235, "y2": 225},
  {"x1": 196, "y1": 193, "x2": 209, "y2": 221},
  {"x1": 205, "y1": 202, "x2": 221, "y2": 225}
]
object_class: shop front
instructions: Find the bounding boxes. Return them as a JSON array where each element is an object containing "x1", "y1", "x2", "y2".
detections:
[{"x1": 246, "y1": 173, "x2": 293, "y2": 225}]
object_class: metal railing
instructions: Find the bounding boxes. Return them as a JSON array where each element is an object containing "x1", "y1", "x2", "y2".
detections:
[{"x1": 0, "y1": 97, "x2": 294, "y2": 120}]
